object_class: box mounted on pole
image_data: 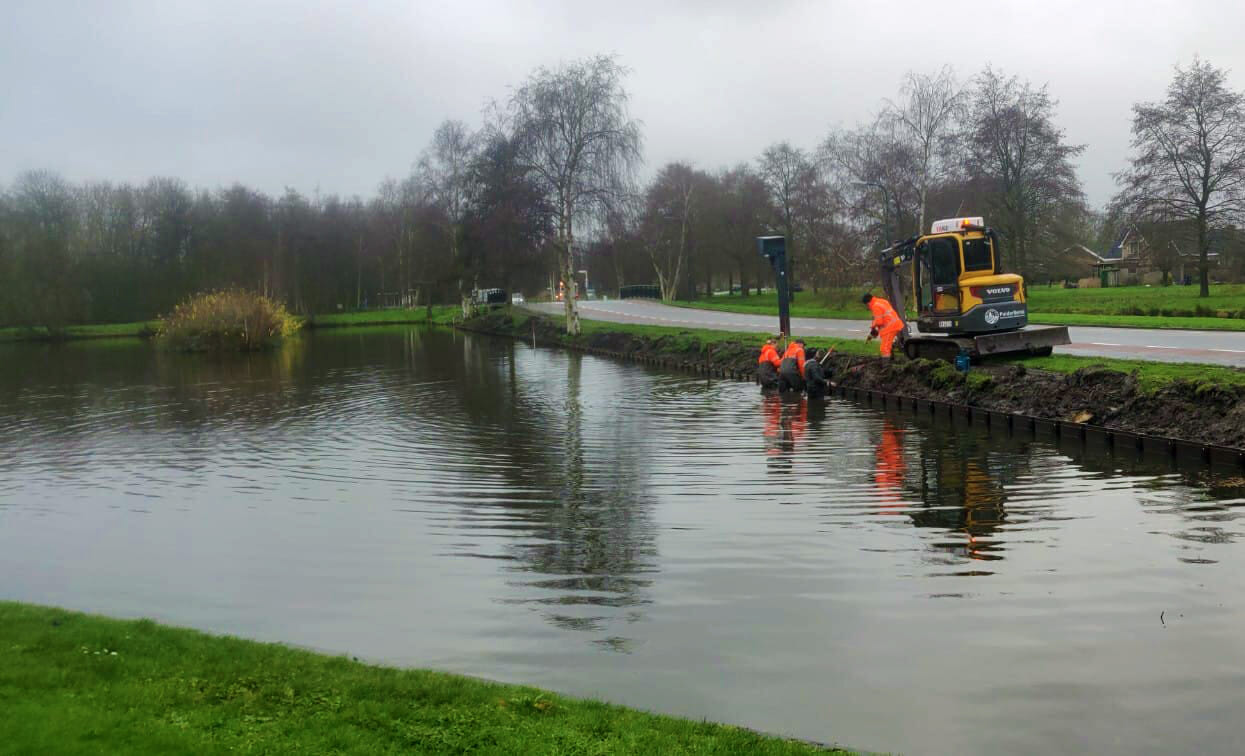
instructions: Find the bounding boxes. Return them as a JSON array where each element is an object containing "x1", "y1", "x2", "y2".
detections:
[{"x1": 757, "y1": 235, "x2": 791, "y2": 337}]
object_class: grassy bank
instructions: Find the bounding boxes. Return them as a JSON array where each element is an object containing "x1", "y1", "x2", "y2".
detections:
[
  {"x1": 306, "y1": 306, "x2": 460, "y2": 328},
  {"x1": 0, "y1": 308, "x2": 463, "y2": 343},
  {"x1": 469, "y1": 309, "x2": 1245, "y2": 447},
  {"x1": 678, "y1": 284, "x2": 1245, "y2": 331},
  {"x1": 0, "y1": 321, "x2": 159, "y2": 343},
  {"x1": 504, "y1": 309, "x2": 1245, "y2": 391},
  {"x1": 0, "y1": 602, "x2": 843, "y2": 754}
]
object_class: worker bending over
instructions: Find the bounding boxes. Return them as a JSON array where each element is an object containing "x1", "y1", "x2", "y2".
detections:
[
  {"x1": 779, "y1": 338, "x2": 805, "y2": 392},
  {"x1": 862, "y1": 292, "x2": 905, "y2": 358},
  {"x1": 803, "y1": 347, "x2": 830, "y2": 399},
  {"x1": 756, "y1": 337, "x2": 781, "y2": 390}
]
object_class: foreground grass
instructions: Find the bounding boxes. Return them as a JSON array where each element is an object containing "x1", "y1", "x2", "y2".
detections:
[
  {"x1": 0, "y1": 602, "x2": 842, "y2": 755},
  {"x1": 510, "y1": 309, "x2": 1245, "y2": 393},
  {"x1": 680, "y1": 284, "x2": 1245, "y2": 331}
]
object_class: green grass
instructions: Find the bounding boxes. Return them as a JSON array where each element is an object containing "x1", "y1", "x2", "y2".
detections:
[
  {"x1": 1026, "y1": 283, "x2": 1245, "y2": 317},
  {"x1": 307, "y1": 307, "x2": 461, "y2": 328},
  {"x1": 0, "y1": 321, "x2": 159, "y2": 342},
  {"x1": 998, "y1": 353, "x2": 1245, "y2": 393},
  {"x1": 0, "y1": 602, "x2": 846, "y2": 755},
  {"x1": 0, "y1": 308, "x2": 464, "y2": 343},
  {"x1": 512, "y1": 309, "x2": 1245, "y2": 393},
  {"x1": 679, "y1": 283, "x2": 1245, "y2": 331}
]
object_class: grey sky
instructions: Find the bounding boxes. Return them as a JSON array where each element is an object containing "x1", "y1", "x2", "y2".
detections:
[{"x1": 3, "y1": 0, "x2": 1243, "y2": 209}]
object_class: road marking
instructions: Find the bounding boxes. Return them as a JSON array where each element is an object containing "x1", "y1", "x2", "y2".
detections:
[
  {"x1": 1210, "y1": 348, "x2": 1245, "y2": 354},
  {"x1": 1090, "y1": 342, "x2": 1122, "y2": 347}
]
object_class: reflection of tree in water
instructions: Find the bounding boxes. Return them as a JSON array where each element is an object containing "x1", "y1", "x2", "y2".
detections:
[{"x1": 443, "y1": 334, "x2": 659, "y2": 650}]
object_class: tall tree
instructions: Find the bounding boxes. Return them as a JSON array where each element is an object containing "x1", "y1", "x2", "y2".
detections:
[
  {"x1": 757, "y1": 142, "x2": 809, "y2": 286},
  {"x1": 420, "y1": 120, "x2": 479, "y2": 315},
  {"x1": 963, "y1": 67, "x2": 1086, "y2": 276},
  {"x1": 822, "y1": 118, "x2": 920, "y2": 246},
  {"x1": 885, "y1": 66, "x2": 964, "y2": 233},
  {"x1": 1114, "y1": 58, "x2": 1245, "y2": 296},
  {"x1": 510, "y1": 55, "x2": 643, "y2": 334},
  {"x1": 641, "y1": 162, "x2": 704, "y2": 301}
]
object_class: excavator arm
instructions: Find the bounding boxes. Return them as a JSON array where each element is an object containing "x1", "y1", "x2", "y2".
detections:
[{"x1": 877, "y1": 235, "x2": 919, "y2": 333}]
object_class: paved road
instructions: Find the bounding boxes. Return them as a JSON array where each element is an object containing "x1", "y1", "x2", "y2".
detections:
[{"x1": 533, "y1": 300, "x2": 1245, "y2": 367}]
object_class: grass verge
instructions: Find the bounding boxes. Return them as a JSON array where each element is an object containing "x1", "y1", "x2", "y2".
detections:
[
  {"x1": 677, "y1": 284, "x2": 1245, "y2": 331},
  {"x1": 0, "y1": 321, "x2": 159, "y2": 343},
  {"x1": 0, "y1": 602, "x2": 845, "y2": 755},
  {"x1": 0, "y1": 308, "x2": 463, "y2": 343},
  {"x1": 505, "y1": 309, "x2": 1245, "y2": 395},
  {"x1": 306, "y1": 307, "x2": 460, "y2": 328}
]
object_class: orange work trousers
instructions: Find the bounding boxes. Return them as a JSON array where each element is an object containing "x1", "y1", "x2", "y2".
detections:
[{"x1": 878, "y1": 321, "x2": 905, "y2": 357}]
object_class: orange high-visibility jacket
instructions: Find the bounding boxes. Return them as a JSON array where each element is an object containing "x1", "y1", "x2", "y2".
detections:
[
  {"x1": 783, "y1": 342, "x2": 806, "y2": 377},
  {"x1": 758, "y1": 343, "x2": 781, "y2": 367},
  {"x1": 869, "y1": 298, "x2": 902, "y2": 331}
]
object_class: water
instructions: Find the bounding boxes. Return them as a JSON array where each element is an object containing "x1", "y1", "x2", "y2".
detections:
[{"x1": 3, "y1": 328, "x2": 1245, "y2": 755}]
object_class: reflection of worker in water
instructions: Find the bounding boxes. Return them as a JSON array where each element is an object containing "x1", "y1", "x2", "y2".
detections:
[
  {"x1": 779, "y1": 339, "x2": 806, "y2": 392},
  {"x1": 757, "y1": 337, "x2": 781, "y2": 391},
  {"x1": 762, "y1": 393, "x2": 808, "y2": 460},
  {"x1": 874, "y1": 421, "x2": 906, "y2": 512},
  {"x1": 862, "y1": 292, "x2": 905, "y2": 358}
]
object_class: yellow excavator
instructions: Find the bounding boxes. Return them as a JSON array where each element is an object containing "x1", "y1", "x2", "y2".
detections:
[{"x1": 879, "y1": 217, "x2": 1070, "y2": 361}]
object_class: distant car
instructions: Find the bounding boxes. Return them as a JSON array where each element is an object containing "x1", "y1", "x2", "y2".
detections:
[{"x1": 512, "y1": 293, "x2": 525, "y2": 304}]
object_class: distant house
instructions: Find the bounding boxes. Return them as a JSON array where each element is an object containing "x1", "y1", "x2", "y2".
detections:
[{"x1": 1071, "y1": 223, "x2": 1220, "y2": 287}]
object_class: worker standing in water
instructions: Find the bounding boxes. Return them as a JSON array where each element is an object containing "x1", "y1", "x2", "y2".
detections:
[
  {"x1": 803, "y1": 346, "x2": 830, "y2": 399},
  {"x1": 779, "y1": 338, "x2": 805, "y2": 392},
  {"x1": 862, "y1": 293, "x2": 905, "y2": 358},
  {"x1": 756, "y1": 337, "x2": 781, "y2": 390}
]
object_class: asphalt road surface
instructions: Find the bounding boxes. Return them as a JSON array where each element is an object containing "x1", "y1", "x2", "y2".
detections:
[{"x1": 533, "y1": 299, "x2": 1245, "y2": 367}]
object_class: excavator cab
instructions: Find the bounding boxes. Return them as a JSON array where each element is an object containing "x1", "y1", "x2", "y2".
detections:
[
  {"x1": 880, "y1": 217, "x2": 1069, "y2": 361},
  {"x1": 910, "y1": 217, "x2": 1027, "y2": 335}
]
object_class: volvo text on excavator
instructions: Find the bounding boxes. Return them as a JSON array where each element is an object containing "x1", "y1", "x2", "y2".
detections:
[{"x1": 878, "y1": 217, "x2": 1071, "y2": 361}]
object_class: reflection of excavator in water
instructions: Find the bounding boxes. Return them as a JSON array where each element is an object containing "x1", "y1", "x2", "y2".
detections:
[{"x1": 878, "y1": 217, "x2": 1071, "y2": 362}]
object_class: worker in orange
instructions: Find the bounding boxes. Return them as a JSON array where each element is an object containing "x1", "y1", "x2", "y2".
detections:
[
  {"x1": 862, "y1": 292, "x2": 905, "y2": 358},
  {"x1": 778, "y1": 338, "x2": 805, "y2": 392},
  {"x1": 756, "y1": 336, "x2": 782, "y2": 390}
]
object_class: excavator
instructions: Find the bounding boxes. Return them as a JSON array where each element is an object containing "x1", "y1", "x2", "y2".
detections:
[{"x1": 878, "y1": 217, "x2": 1071, "y2": 361}]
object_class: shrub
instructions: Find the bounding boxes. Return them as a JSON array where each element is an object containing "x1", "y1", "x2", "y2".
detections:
[{"x1": 158, "y1": 290, "x2": 299, "y2": 351}]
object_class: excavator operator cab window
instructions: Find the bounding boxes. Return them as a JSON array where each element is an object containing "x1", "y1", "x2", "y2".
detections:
[
  {"x1": 962, "y1": 237, "x2": 994, "y2": 272},
  {"x1": 928, "y1": 237, "x2": 960, "y2": 286}
]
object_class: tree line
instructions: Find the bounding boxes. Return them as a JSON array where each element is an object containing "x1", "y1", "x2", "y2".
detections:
[{"x1": 3, "y1": 56, "x2": 1243, "y2": 330}]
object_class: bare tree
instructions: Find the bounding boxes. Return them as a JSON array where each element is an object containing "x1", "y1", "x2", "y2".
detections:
[
  {"x1": 419, "y1": 120, "x2": 479, "y2": 315},
  {"x1": 641, "y1": 162, "x2": 704, "y2": 301},
  {"x1": 885, "y1": 66, "x2": 964, "y2": 233},
  {"x1": 1114, "y1": 58, "x2": 1245, "y2": 296},
  {"x1": 963, "y1": 67, "x2": 1086, "y2": 276},
  {"x1": 510, "y1": 55, "x2": 643, "y2": 334},
  {"x1": 821, "y1": 118, "x2": 921, "y2": 245}
]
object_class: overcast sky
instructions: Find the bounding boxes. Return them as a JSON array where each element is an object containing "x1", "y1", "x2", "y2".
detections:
[{"x1": 3, "y1": 0, "x2": 1243, "y2": 209}]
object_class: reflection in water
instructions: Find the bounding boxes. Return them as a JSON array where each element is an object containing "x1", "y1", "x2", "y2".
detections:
[
  {"x1": 904, "y1": 428, "x2": 1016, "y2": 563},
  {"x1": 762, "y1": 393, "x2": 811, "y2": 472},
  {"x1": 6, "y1": 329, "x2": 1245, "y2": 755},
  {"x1": 874, "y1": 420, "x2": 906, "y2": 513}
]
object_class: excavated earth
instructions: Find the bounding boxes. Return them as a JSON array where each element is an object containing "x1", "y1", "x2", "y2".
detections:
[{"x1": 464, "y1": 311, "x2": 1245, "y2": 451}]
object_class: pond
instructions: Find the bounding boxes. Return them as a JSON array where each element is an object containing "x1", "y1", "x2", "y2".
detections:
[{"x1": 3, "y1": 327, "x2": 1245, "y2": 754}]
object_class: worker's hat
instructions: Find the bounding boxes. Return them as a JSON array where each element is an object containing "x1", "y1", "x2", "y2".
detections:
[{"x1": 860, "y1": 292, "x2": 873, "y2": 303}]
